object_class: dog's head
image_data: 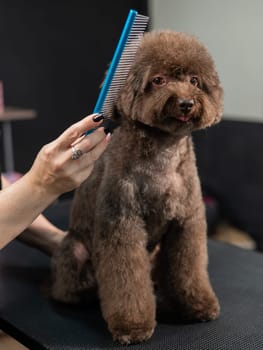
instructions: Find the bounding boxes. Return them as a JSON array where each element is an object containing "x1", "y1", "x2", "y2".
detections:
[{"x1": 116, "y1": 30, "x2": 223, "y2": 136}]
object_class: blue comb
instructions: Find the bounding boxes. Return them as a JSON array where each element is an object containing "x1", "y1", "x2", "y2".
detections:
[{"x1": 86, "y1": 9, "x2": 149, "y2": 135}]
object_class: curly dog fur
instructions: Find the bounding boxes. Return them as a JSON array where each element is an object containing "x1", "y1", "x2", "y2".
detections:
[{"x1": 51, "y1": 30, "x2": 223, "y2": 344}]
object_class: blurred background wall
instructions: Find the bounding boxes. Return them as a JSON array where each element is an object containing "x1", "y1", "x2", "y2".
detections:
[{"x1": 149, "y1": 0, "x2": 263, "y2": 122}]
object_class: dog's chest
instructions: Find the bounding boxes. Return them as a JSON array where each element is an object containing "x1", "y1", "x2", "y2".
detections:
[
  {"x1": 137, "y1": 164, "x2": 187, "y2": 221},
  {"x1": 135, "y1": 167, "x2": 188, "y2": 247}
]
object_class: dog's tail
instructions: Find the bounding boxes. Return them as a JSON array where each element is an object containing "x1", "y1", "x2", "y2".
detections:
[{"x1": 17, "y1": 228, "x2": 66, "y2": 256}]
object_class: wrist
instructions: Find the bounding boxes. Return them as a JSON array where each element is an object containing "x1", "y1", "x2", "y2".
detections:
[{"x1": 25, "y1": 169, "x2": 59, "y2": 204}]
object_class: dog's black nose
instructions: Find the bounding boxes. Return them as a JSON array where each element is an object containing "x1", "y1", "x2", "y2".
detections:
[{"x1": 178, "y1": 99, "x2": 194, "y2": 114}]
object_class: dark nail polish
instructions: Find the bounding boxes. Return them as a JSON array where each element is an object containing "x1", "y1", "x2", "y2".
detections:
[{"x1": 93, "y1": 113, "x2": 104, "y2": 122}]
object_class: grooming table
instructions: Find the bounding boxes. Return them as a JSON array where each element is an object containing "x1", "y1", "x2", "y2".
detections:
[{"x1": 1, "y1": 237, "x2": 263, "y2": 349}]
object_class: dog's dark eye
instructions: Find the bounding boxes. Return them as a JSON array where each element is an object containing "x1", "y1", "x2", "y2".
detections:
[
  {"x1": 190, "y1": 76, "x2": 199, "y2": 87},
  {"x1": 152, "y1": 76, "x2": 167, "y2": 86}
]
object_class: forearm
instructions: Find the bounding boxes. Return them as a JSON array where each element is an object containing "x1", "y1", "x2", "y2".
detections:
[
  {"x1": 0, "y1": 172, "x2": 58, "y2": 249},
  {"x1": 0, "y1": 114, "x2": 109, "y2": 249},
  {"x1": 18, "y1": 219, "x2": 66, "y2": 256}
]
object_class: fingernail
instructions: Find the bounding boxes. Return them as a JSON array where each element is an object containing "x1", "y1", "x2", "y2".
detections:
[
  {"x1": 93, "y1": 113, "x2": 104, "y2": 122},
  {"x1": 106, "y1": 132, "x2": 111, "y2": 142}
]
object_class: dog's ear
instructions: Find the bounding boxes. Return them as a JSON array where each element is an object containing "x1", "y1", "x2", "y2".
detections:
[
  {"x1": 209, "y1": 74, "x2": 224, "y2": 123},
  {"x1": 117, "y1": 66, "x2": 151, "y2": 119},
  {"x1": 203, "y1": 70, "x2": 224, "y2": 124},
  {"x1": 212, "y1": 85, "x2": 224, "y2": 123}
]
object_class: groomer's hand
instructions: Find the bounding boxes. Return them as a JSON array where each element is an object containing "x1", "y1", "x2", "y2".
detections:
[{"x1": 28, "y1": 113, "x2": 110, "y2": 196}]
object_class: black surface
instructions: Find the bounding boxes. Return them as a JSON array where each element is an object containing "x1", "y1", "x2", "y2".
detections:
[{"x1": 1, "y1": 239, "x2": 263, "y2": 349}]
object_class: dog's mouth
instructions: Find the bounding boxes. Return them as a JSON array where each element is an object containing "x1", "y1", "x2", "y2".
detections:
[
  {"x1": 164, "y1": 114, "x2": 193, "y2": 124},
  {"x1": 162, "y1": 97, "x2": 198, "y2": 126},
  {"x1": 175, "y1": 114, "x2": 193, "y2": 123}
]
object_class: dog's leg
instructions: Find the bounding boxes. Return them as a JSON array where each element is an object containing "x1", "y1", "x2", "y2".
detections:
[
  {"x1": 51, "y1": 233, "x2": 97, "y2": 303},
  {"x1": 158, "y1": 208, "x2": 220, "y2": 322},
  {"x1": 93, "y1": 223, "x2": 156, "y2": 344}
]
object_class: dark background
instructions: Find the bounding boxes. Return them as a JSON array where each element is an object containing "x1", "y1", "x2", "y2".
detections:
[
  {"x1": 0, "y1": 1, "x2": 148, "y2": 173},
  {"x1": 193, "y1": 120, "x2": 263, "y2": 249}
]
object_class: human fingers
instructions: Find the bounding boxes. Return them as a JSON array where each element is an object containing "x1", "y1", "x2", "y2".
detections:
[
  {"x1": 77, "y1": 132, "x2": 111, "y2": 169},
  {"x1": 56, "y1": 113, "x2": 104, "y2": 148},
  {"x1": 71, "y1": 127, "x2": 106, "y2": 155},
  {"x1": 63, "y1": 133, "x2": 110, "y2": 189}
]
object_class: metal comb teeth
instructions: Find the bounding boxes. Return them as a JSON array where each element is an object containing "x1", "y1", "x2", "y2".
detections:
[
  {"x1": 101, "y1": 35, "x2": 143, "y2": 118},
  {"x1": 94, "y1": 10, "x2": 149, "y2": 119}
]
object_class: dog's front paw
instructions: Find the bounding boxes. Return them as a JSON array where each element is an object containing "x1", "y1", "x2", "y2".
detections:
[
  {"x1": 180, "y1": 289, "x2": 220, "y2": 322},
  {"x1": 108, "y1": 316, "x2": 156, "y2": 344}
]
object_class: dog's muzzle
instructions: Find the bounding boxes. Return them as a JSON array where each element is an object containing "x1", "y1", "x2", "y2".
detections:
[{"x1": 178, "y1": 98, "x2": 194, "y2": 115}]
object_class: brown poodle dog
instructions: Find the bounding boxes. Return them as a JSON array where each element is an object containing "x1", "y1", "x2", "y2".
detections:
[{"x1": 50, "y1": 30, "x2": 223, "y2": 344}]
